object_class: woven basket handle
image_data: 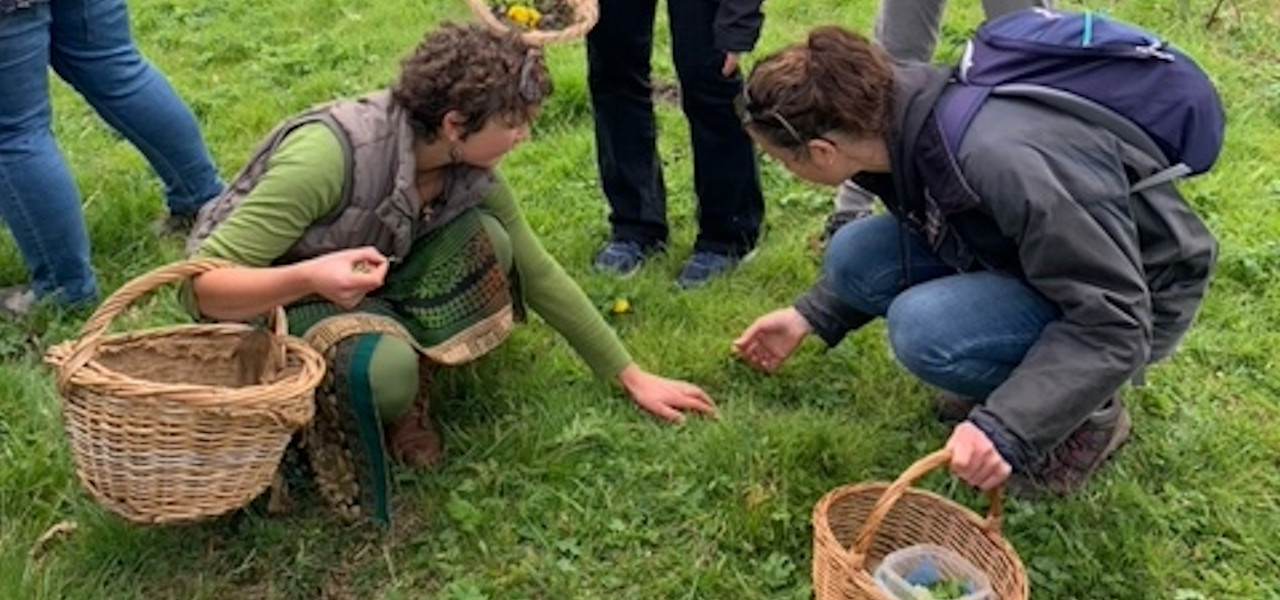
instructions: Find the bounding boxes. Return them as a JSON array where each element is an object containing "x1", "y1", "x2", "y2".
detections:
[
  {"x1": 850, "y1": 449, "x2": 1004, "y2": 563},
  {"x1": 58, "y1": 259, "x2": 287, "y2": 388},
  {"x1": 462, "y1": 0, "x2": 600, "y2": 45}
]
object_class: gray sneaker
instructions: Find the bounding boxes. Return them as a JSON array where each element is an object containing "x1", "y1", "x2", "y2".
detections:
[
  {"x1": 0, "y1": 286, "x2": 36, "y2": 319},
  {"x1": 1008, "y1": 396, "x2": 1132, "y2": 498}
]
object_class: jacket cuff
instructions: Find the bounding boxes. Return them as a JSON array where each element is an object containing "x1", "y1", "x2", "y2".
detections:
[
  {"x1": 713, "y1": 2, "x2": 764, "y2": 52},
  {"x1": 793, "y1": 279, "x2": 874, "y2": 348},
  {"x1": 967, "y1": 409, "x2": 1036, "y2": 473}
]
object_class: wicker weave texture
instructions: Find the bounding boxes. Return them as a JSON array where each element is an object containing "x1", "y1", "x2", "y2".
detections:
[
  {"x1": 44, "y1": 259, "x2": 326, "y2": 524},
  {"x1": 811, "y1": 450, "x2": 1029, "y2": 600},
  {"x1": 464, "y1": 0, "x2": 599, "y2": 45}
]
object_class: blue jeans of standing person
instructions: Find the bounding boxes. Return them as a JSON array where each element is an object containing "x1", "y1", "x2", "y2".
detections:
[
  {"x1": 823, "y1": 215, "x2": 1060, "y2": 398},
  {"x1": 0, "y1": 0, "x2": 222, "y2": 304}
]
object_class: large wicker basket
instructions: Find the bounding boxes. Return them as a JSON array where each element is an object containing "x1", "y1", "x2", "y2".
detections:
[
  {"x1": 44, "y1": 259, "x2": 327, "y2": 525},
  {"x1": 812, "y1": 449, "x2": 1029, "y2": 600},
  {"x1": 464, "y1": 0, "x2": 599, "y2": 45}
]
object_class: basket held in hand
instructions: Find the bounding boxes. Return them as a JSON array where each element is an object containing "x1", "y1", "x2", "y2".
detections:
[
  {"x1": 44, "y1": 259, "x2": 326, "y2": 525},
  {"x1": 811, "y1": 449, "x2": 1029, "y2": 600},
  {"x1": 464, "y1": 0, "x2": 599, "y2": 45}
]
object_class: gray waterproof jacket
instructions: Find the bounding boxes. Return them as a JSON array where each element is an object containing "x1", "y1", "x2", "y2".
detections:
[{"x1": 796, "y1": 64, "x2": 1218, "y2": 470}]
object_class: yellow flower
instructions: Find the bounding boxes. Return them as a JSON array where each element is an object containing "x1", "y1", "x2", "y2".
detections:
[
  {"x1": 609, "y1": 298, "x2": 632, "y2": 315},
  {"x1": 506, "y1": 4, "x2": 542, "y2": 29}
]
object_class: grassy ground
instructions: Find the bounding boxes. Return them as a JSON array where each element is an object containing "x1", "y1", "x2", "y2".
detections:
[{"x1": 1, "y1": 0, "x2": 1278, "y2": 598}]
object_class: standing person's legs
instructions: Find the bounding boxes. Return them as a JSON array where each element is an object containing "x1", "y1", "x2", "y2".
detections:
[
  {"x1": 873, "y1": 0, "x2": 948, "y2": 63},
  {"x1": 48, "y1": 0, "x2": 222, "y2": 219},
  {"x1": 667, "y1": 0, "x2": 763, "y2": 266},
  {"x1": 980, "y1": 0, "x2": 1054, "y2": 20},
  {"x1": 587, "y1": 0, "x2": 666, "y2": 276},
  {"x1": 0, "y1": 5, "x2": 97, "y2": 308}
]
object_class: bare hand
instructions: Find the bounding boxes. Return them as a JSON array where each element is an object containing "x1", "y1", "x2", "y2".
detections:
[
  {"x1": 946, "y1": 422, "x2": 1012, "y2": 491},
  {"x1": 302, "y1": 246, "x2": 390, "y2": 309},
  {"x1": 617, "y1": 364, "x2": 716, "y2": 423},
  {"x1": 722, "y1": 51, "x2": 741, "y2": 77},
  {"x1": 732, "y1": 307, "x2": 812, "y2": 373}
]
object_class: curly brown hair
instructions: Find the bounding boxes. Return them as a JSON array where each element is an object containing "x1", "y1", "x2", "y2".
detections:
[
  {"x1": 744, "y1": 26, "x2": 894, "y2": 153},
  {"x1": 392, "y1": 22, "x2": 553, "y2": 141}
]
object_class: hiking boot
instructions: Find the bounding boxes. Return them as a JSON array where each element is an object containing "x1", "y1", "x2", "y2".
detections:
[
  {"x1": 1008, "y1": 396, "x2": 1132, "y2": 498},
  {"x1": 152, "y1": 212, "x2": 200, "y2": 237},
  {"x1": 386, "y1": 378, "x2": 443, "y2": 469},
  {"x1": 821, "y1": 207, "x2": 874, "y2": 242},
  {"x1": 0, "y1": 286, "x2": 36, "y2": 319},
  {"x1": 593, "y1": 240, "x2": 659, "y2": 278},
  {"x1": 933, "y1": 390, "x2": 978, "y2": 424},
  {"x1": 676, "y1": 249, "x2": 755, "y2": 289}
]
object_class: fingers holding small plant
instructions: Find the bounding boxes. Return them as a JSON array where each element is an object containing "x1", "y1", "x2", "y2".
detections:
[{"x1": 304, "y1": 246, "x2": 390, "y2": 309}]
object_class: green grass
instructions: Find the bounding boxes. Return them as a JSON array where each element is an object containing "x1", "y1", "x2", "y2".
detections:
[{"x1": 2, "y1": 0, "x2": 1278, "y2": 598}]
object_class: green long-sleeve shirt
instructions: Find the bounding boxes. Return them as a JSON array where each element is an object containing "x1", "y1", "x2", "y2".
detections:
[{"x1": 195, "y1": 124, "x2": 632, "y2": 378}]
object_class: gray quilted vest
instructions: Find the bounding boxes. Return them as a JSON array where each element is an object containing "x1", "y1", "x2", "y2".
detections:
[{"x1": 185, "y1": 90, "x2": 498, "y2": 263}]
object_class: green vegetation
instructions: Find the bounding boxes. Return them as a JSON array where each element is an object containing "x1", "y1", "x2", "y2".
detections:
[{"x1": 1, "y1": 0, "x2": 1277, "y2": 598}]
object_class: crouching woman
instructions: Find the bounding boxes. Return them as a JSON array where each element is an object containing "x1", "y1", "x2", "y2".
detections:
[
  {"x1": 732, "y1": 26, "x2": 1216, "y2": 497},
  {"x1": 186, "y1": 23, "x2": 714, "y2": 522}
]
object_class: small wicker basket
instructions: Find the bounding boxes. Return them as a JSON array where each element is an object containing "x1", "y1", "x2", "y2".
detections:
[
  {"x1": 812, "y1": 449, "x2": 1029, "y2": 600},
  {"x1": 44, "y1": 259, "x2": 326, "y2": 525},
  {"x1": 464, "y1": 0, "x2": 599, "y2": 45}
]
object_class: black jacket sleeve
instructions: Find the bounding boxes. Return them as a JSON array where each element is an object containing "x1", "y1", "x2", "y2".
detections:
[
  {"x1": 713, "y1": 0, "x2": 765, "y2": 52},
  {"x1": 793, "y1": 278, "x2": 876, "y2": 348}
]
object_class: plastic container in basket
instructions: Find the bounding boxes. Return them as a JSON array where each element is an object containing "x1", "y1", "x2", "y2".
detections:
[
  {"x1": 873, "y1": 544, "x2": 993, "y2": 600},
  {"x1": 811, "y1": 449, "x2": 1028, "y2": 600},
  {"x1": 43, "y1": 259, "x2": 327, "y2": 525}
]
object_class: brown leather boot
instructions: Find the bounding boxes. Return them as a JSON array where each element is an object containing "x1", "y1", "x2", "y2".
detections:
[
  {"x1": 386, "y1": 366, "x2": 444, "y2": 468},
  {"x1": 1009, "y1": 395, "x2": 1132, "y2": 498},
  {"x1": 933, "y1": 390, "x2": 978, "y2": 424}
]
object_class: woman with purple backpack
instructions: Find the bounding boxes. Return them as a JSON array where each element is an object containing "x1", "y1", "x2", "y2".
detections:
[{"x1": 731, "y1": 20, "x2": 1218, "y2": 497}]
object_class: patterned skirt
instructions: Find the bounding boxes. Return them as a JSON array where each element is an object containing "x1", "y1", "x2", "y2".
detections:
[{"x1": 286, "y1": 208, "x2": 516, "y2": 525}]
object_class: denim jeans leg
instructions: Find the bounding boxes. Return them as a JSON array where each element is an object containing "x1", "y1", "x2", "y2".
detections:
[
  {"x1": 886, "y1": 270, "x2": 1059, "y2": 398},
  {"x1": 821, "y1": 214, "x2": 959, "y2": 317},
  {"x1": 48, "y1": 0, "x2": 222, "y2": 216},
  {"x1": 0, "y1": 5, "x2": 98, "y2": 304}
]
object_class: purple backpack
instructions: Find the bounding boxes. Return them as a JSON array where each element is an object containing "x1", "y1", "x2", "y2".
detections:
[{"x1": 937, "y1": 8, "x2": 1226, "y2": 191}]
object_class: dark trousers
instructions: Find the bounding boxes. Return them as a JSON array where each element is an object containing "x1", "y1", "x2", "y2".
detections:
[{"x1": 586, "y1": 0, "x2": 763, "y2": 256}]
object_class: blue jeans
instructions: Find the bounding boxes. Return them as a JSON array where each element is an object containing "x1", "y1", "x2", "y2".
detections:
[
  {"x1": 0, "y1": 0, "x2": 222, "y2": 303},
  {"x1": 823, "y1": 215, "x2": 1060, "y2": 398}
]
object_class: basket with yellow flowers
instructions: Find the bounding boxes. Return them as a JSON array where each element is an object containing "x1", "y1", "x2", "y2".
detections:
[{"x1": 465, "y1": 0, "x2": 599, "y2": 45}]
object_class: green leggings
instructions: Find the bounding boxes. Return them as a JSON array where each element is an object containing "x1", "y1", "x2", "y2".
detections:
[{"x1": 341, "y1": 211, "x2": 512, "y2": 423}]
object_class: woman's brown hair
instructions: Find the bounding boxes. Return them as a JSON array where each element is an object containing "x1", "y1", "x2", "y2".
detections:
[
  {"x1": 393, "y1": 22, "x2": 553, "y2": 141},
  {"x1": 743, "y1": 26, "x2": 895, "y2": 153}
]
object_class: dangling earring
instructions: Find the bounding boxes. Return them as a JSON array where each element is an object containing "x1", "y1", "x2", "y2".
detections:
[{"x1": 448, "y1": 143, "x2": 462, "y2": 165}]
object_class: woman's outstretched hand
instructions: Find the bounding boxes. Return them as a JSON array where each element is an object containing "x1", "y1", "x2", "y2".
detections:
[
  {"x1": 732, "y1": 307, "x2": 812, "y2": 373},
  {"x1": 617, "y1": 365, "x2": 716, "y2": 423},
  {"x1": 303, "y1": 246, "x2": 390, "y2": 309}
]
